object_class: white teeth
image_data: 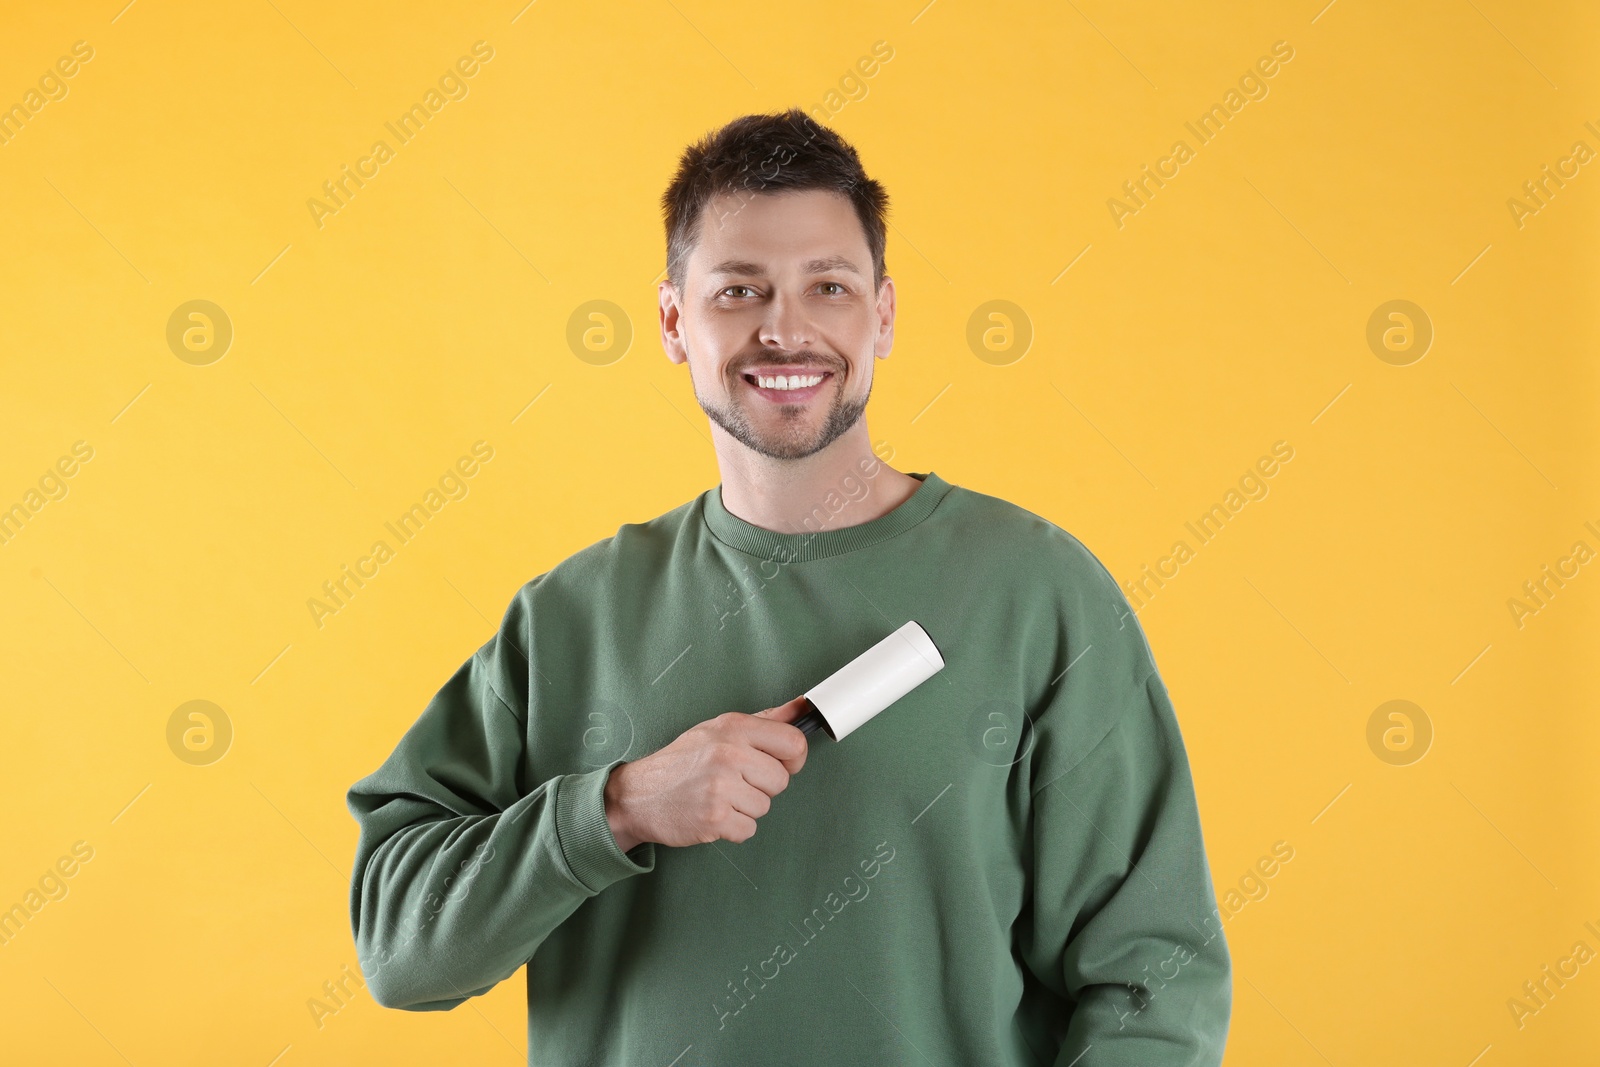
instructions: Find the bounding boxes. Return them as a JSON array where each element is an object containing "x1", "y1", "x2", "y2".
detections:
[{"x1": 754, "y1": 373, "x2": 825, "y2": 390}]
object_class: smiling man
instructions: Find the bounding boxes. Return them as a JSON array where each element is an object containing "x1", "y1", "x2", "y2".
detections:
[
  {"x1": 661, "y1": 158, "x2": 922, "y2": 527},
  {"x1": 346, "y1": 109, "x2": 1232, "y2": 1066}
]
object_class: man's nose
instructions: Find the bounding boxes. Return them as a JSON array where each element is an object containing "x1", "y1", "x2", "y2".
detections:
[{"x1": 758, "y1": 293, "x2": 814, "y2": 351}]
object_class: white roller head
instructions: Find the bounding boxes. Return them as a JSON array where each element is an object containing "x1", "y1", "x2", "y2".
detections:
[{"x1": 802, "y1": 620, "x2": 945, "y2": 741}]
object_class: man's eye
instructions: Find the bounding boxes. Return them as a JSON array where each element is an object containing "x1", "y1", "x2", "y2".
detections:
[
  {"x1": 819, "y1": 282, "x2": 846, "y2": 295},
  {"x1": 722, "y1": 285, "x2": 754, "y2": 298}
]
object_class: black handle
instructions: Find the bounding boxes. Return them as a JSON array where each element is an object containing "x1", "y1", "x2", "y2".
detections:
[{"x1": 795, "y1": 707, "x2": 828, "y2": 737}]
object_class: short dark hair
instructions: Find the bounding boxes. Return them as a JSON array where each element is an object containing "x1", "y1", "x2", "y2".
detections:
[{"x1": 660, "y1": 108, "x2": 890, "y2": 296}]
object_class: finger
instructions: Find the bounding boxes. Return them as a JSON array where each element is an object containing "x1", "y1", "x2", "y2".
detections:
[
  {"x1": 773, "y1": 736, "x2": 807, "y2": 776},
  {"x1": 751, "y1": 695, "x2": 809, "y2": 723},
  {"x1": 749, "y1": 696, "x2": 809, "y2": 763},
  {"x1": 744, "y1": 726, "x2": 808, "y2": 772},
  {"x1": 728, "y1": 781, "x2": 773, "y2": 821},
  {"x1": 738, "y1": 755, "x2": 791, "y2": 799},
  {"x1": 723, "y1": 811, "x2": 759, "y2": 845}
]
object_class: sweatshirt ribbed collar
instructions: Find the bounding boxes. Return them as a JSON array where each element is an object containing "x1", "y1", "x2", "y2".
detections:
[{"x1": 702, "y1": 471, "x2": 953, "y2": 563}]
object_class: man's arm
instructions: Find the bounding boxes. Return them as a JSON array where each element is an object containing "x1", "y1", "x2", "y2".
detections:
[
  {"x1": 344, "y1": 583, "x2": 655, "y2": 1011},
  {"x1": 1020, "y1": 668, "x2": 1233, "y2": 1066}
]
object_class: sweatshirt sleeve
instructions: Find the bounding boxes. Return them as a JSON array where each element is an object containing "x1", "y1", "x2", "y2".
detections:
[
  {"x1": 1021, "y1": 667, "x2": 1233, "y2": 1066},
  {"x1": 345, "y1": 581, "x2": 657, "y2": 1011}
]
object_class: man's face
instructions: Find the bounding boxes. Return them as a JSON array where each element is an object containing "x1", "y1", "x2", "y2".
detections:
[{"x1": 659, "y1": 188, "x2": 895, "y2": 461}]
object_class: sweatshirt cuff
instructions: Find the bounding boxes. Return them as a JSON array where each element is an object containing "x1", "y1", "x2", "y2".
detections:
[{"x1": 554, "y1": 759, "x2": 656, "y2": 894}]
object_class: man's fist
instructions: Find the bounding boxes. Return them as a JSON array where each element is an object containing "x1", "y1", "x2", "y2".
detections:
[{"x1": 603, "y1": 696, "x2": 811, "y2": 851}]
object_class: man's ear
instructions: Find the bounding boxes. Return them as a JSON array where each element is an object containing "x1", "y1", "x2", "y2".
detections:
[
  {"x1": 873, "y1": 275, "x2": 896, "y2": 359},
  {"x1": 659, "y1": 281, "x2": 687, "y2": 365}
]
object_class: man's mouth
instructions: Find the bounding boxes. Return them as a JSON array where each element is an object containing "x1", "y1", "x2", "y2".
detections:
[{"x1": 740, "y1": 369, "x2": 834, "y2": 404}]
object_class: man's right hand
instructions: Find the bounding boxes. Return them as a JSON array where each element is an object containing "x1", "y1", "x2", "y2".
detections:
[{"x1": 603, "y1": 696, "x2": 811, "y2": 852}]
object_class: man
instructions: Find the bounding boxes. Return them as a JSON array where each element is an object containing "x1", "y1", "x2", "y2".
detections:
[{"x1": 347, "y1": 108, "x2": 1232, "y2": 1065}]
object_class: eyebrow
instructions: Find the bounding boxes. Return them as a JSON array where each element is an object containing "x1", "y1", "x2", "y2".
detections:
[{"x1": 706, "y1": 255, "x2": 864, "y2": 278}]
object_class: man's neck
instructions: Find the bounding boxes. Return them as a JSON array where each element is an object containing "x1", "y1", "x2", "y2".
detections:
[{"x1": 711, "y1": 423, "x2": 924, "y2": 536}]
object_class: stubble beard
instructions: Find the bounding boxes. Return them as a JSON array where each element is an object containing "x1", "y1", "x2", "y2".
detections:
[{"x1": 692, "y1": 362, "x2": 871, "y2": 461}]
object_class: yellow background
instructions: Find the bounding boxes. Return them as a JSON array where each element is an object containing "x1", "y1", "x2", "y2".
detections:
[{"x1": 2, "y1": 0, "x2": 1596, "y2": 1063}]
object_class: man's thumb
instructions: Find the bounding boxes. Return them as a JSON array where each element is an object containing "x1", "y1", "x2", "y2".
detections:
[{"x1": 754, "y1": 695, "x2": 809, "y2": 723}]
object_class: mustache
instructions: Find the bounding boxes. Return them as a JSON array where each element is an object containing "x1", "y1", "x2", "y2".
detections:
[{"x1": 735, "y1": 356, "x2": 840, "y2": 374}]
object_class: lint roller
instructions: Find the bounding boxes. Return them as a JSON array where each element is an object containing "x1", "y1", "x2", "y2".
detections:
[{"x1": 793, "y1": 620, "x2": 945, "y2": 741}]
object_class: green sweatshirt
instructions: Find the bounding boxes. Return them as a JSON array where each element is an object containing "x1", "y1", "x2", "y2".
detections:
[{"x1": 346, "y1": 467, "x2": 1232, "y2": 1065}]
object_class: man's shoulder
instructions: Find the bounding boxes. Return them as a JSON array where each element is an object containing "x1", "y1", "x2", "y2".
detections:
[
  {"x1": 509, "y1": 491, "x2": 705, "y2": 602},
  {"x1": 945, "y1": 484, "x2": 1171, "y2": 788},
  {"x1": 943, "y1": 478, "x2": 1157, "y2": 673},
  {"x1": 942, "y1": 480, "x2": 1127, "y2": 604}
]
